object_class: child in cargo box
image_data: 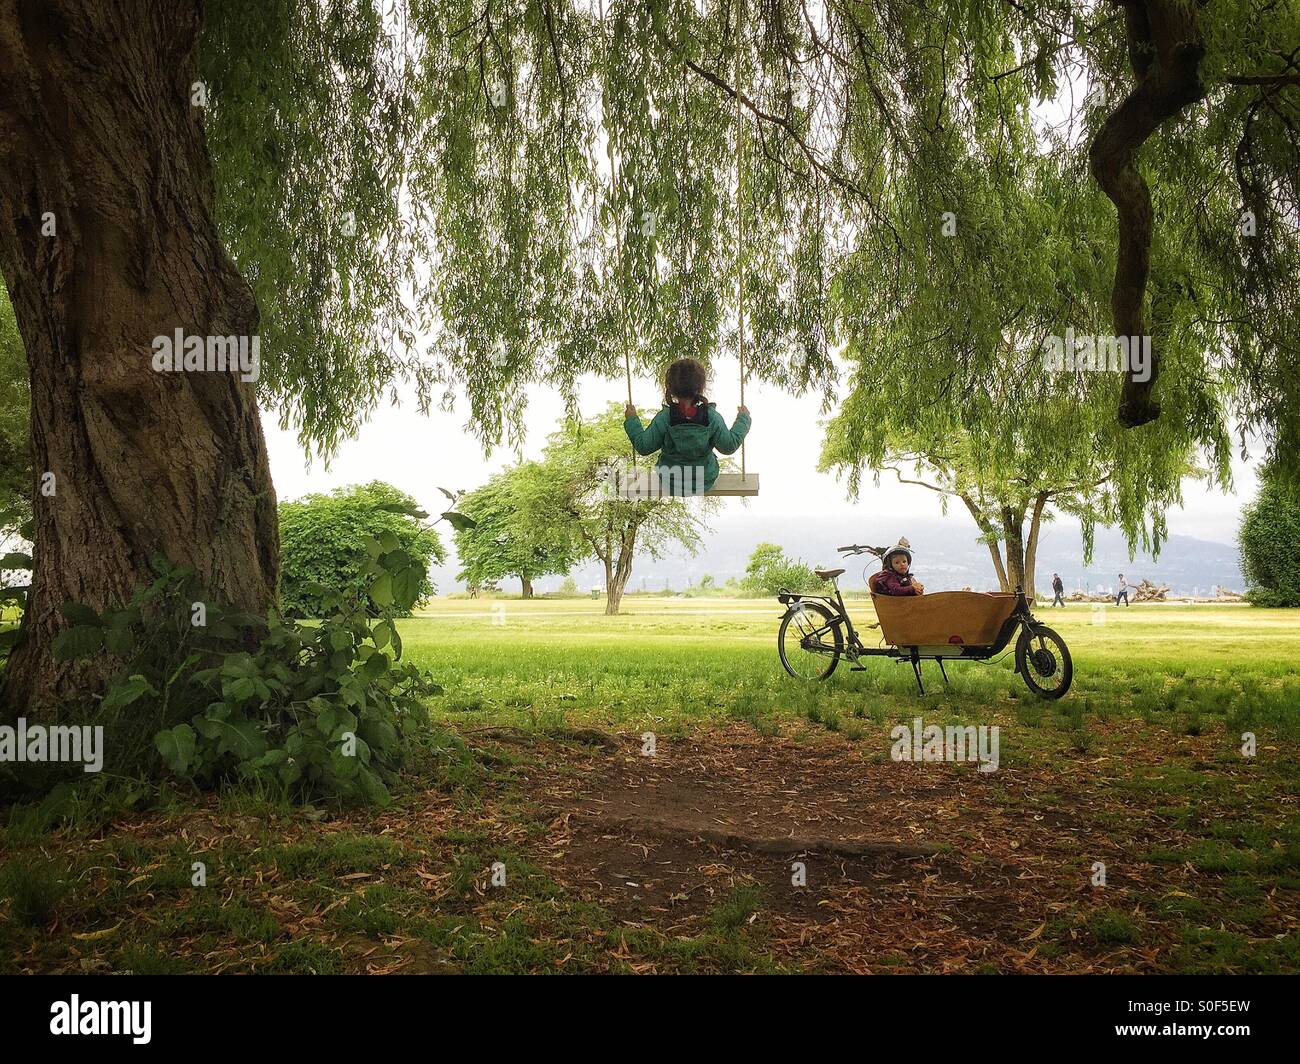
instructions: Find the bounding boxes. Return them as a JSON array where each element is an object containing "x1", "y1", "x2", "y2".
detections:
[{"x1": 874, "y1": 543, "x2": 925, "y2": 596}]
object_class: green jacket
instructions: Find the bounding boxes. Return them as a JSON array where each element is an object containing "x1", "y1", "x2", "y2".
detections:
[{"x1": 623, "y1": 403, "x2": 751, "y2": 494}]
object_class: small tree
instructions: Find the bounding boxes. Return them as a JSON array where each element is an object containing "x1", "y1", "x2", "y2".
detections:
[
  {"x1": 743, "y1": 543, "x2": 826, "y2": 597},
  {"x1": 454, "y1": 462, "x2": 580, "y2": 599},
  {"x1": 542, "y1": 406, "x2": 715, "y2": 615},
  {"x1": 823, "y1": 400, "x2": 1194, "y2": 600},
  {"x1": 278, "y1": 483, "x2": 445, "y2": 617},
  {"x1": 1240, "y1": 467, "x2": 1300, "y2": 607}
]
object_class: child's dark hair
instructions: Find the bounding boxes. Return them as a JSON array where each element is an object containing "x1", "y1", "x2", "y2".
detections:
[{"x1": 664, "y1": 357, "x2": 708, "y2": 406}]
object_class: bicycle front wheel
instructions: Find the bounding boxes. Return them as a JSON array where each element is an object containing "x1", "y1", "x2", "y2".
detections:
[
  {"x1": 1015, "y1": 623, "x2": 1073, "y2": 699},
  {"x1": 778, "y1": 601, "x2": 843, "y2": 680}
]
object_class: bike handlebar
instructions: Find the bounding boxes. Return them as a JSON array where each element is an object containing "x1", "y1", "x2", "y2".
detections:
[{"x1": 837, "y1": 543, "x2": 882, "y2": 556}]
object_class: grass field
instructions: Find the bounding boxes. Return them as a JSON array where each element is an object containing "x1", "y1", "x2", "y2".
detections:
[{"x1": 2, "y1": 597, "x2": 1299, "y2": 973}]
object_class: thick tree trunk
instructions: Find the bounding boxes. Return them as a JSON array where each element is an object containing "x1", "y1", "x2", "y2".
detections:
[
  {"x1": 1089, "y1": 0, "x2": 1206, "y2": 427},
  {"x1": 602, "y1": 554, "x2": 620, "y2": 615},
  {"x1": 520, "y1": 575, "x2": 533, "y2": 599},
  {"x1": 0, "y1": 0, "x2": 278, "y2": 716}
]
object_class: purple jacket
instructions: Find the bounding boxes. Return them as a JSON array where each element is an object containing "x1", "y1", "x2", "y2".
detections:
[{"x1": 874, "y1": 570, "x2": 921, "y2": 596}]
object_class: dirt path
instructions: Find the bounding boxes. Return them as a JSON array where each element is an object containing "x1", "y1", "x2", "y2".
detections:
[{"x1": 504, "y1": 722, "x2": 1275, "y2": 972}]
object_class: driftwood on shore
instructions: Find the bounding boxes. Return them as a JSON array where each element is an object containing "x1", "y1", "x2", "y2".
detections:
[{"x1": 1055, "y1": 581, "x2": 1242, "y2": 603}]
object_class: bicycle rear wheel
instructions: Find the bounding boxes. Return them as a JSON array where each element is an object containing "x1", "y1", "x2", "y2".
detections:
[{"x1": 778, "y1": 601, "x2": 843, "y2": 680}]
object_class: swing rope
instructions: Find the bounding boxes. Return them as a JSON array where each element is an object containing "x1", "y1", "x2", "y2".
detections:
[
  {"x1": 618, "y1": 0, "x2": 752, "y2": 487},
  {"x1": 734, "y1": 0, "x2": 748, "y2": 478},
  {"x1": 603, "y1": 0, "x2": 637, "y2": 464}
]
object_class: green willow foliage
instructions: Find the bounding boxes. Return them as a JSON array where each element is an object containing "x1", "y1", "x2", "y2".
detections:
[{"x1": 196, "y1": 0, "x2": 1296, "y2": 498}]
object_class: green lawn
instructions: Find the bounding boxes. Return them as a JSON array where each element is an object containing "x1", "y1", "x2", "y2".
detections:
[
  {"x1": 405, "y1": 597, "x2": 1300, "y2": 741},
  {"x1": 2, "y1": 597, "x2": 1298, "y2": 974}
]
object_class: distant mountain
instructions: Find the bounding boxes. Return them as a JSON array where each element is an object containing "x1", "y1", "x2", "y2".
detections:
[{"x1": 431, "y1": 513, "x2": 1243, "y2": 597}]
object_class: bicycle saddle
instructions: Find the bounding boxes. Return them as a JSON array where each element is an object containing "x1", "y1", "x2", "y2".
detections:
[{"x1": 815, "y1": 567, "x2": 845, "y2": 580}]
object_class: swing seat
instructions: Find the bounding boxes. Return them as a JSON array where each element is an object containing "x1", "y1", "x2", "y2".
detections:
[
  {"x1": 704, "y1": 473, "x2": 759, "y2": 497},
  {"x1": 612, "y1": 469, "x2": 760, "y2": 500}
]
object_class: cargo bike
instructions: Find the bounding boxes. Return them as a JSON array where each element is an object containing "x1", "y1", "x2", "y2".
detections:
[{"x1": 776, "y1": 544, "x2": 1073, "y2": 699}]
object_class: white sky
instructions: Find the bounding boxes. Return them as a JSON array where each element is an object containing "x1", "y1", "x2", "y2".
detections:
[{"x1": 263, "y1": 358, "x2": 1256, "y2": 548}]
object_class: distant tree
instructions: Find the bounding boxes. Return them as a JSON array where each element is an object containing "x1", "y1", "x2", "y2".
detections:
[
  {"x1": 541, "y1": 405, "x2": 715, "y2": 615},
  {"x1": 454, "y1": 462, "x2": 581, "y2": 599},
  {"x1": 0, "y1": 291, "x2": 29, "y2": 547},
  {"x1": 1240, "y1": 464, "x2": 1300, "y2": 607},
  {"x1": 823, "y1": 399, "x2": 1196, "y2": 600},
  {"x1": 278, "y1": 482, "x2": 445, "y2": 617},
  {"x1": 743, "y1": 543, "x2": 826, "y2": 597}
]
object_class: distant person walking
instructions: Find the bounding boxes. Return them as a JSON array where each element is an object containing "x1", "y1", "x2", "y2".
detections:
[
  {"x1": 1115, "y1": 574, "x2": 1130, "y2": 606},
  {"x1": 1051, "y1": 573, "x2": 1065, "y2": 607}
]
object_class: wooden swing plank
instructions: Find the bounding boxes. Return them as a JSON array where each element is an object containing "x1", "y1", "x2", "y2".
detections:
[
  {"x1": 612, "y1": 470, "x2": 760, "y2": 499},
  {"x1": 704, "y1": 473, "x2": 760, "y2": 497}
]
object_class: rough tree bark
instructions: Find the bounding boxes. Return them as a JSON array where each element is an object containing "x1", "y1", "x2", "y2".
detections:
[
  {"x1": 0, "y1": 0, "x2": 279, "y2": 715},
  {"x1": 1023, "y1": 492, "x2": 1049, "y2": 601},
  {"x1": 605, "y1": 532, "x2": 635, "y2": 616},
  {"x1": 1001, "y1": 505, "x2": 1027, "y2": 593},
  {"x1": 1089, "y1": 0, "x2": 1207, "y2": 428},
  {"x1": 520, "y1": 575, "x2": 533, "y2": 599}
]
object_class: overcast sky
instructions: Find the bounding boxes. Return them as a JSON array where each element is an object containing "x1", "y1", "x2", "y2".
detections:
[{"x1": 263, "y1": 358, "x2": 1257, "y2": 551}]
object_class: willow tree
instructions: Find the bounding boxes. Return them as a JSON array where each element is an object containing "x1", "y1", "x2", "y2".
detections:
[
  {"x1": 818, "y1": 0, "x2": 1295, "y2": 560},
  {"x1": 0, "y1": 0, "x2": 1295, "y2": 709}
]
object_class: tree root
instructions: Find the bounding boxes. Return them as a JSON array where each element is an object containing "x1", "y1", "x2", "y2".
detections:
[
  {"x1": 593, "y1": 814, "x2": 941, "y2": 859},
  {"x1": 465, "y1": 725, "x2": 618, "y2": 750}
]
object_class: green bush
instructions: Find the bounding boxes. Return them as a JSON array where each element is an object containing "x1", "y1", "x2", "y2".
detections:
[
  {"x1": 47, "y1": 541, "x2": 441, "y2": 806},
  {"x1": 742, "y1": 543, "x2": 827, "y2": 596},
  {"x1": 1240, "y1": 471, "x2": 1300, "y2": 607},
  {"x1": 279, "y1": 482, "x2": 444, "y2": 617}
]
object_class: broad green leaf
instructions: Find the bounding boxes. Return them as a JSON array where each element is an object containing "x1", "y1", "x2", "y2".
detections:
[
  {"x1": 101, "y1": 674, "x2": 157, "y2": 712},
  {"x1": 52, "y1": 625, "x2": 103, "y2": 660},
  {"x1": 61, "y1": 602, "x2": 101, "y2": 627},
  {"x1": 369, "y1": 573, "x2": 393, "y2": 608},
  {"x1": 154, "y1": 724, "x2": 196, "y2": 776}
]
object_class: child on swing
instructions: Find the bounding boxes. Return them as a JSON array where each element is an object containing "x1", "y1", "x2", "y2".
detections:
[{"x1": 624, "y1": 357, "x2": 751, "y2": 496}]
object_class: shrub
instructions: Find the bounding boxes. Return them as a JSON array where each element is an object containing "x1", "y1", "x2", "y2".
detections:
[
  {"x1": 1240, "y1": 470, "x2": 1300, "y2": 607},
  {"x1": 279, "y1": 482, "x2": 444, "y2": 617},
  {"x1": 742, "y1": 543, "x2": 827, "y2": 596},
  {"x1": 47, "y1": 540, "x2": 441, "y2": 806}
]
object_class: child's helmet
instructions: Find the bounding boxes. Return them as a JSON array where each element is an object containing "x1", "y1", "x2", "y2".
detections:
[{"x1": 881, "y1": 537, "x2": 912, "y2": 567}]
